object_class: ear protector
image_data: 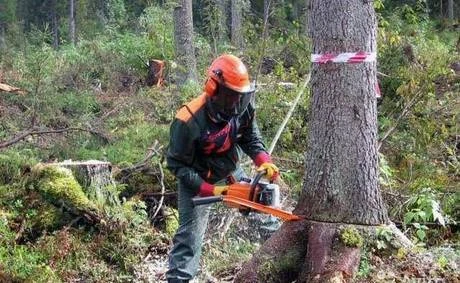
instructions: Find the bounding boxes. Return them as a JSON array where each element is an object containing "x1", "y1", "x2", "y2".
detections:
[{"x1": 204, "y1": 69, "x2": 223, "y2": 97}]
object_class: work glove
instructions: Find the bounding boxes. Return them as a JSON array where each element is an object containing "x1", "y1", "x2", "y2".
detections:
[
  {"x1": 257, "y1": 162, "x2": 280, "y2": 181},
  {"x1": 199, "y1": 182, "x2": 228, "y2": 197}
]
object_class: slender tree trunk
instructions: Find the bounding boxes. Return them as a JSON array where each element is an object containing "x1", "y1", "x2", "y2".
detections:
[
  {"x1": 231, "y1": 0, "x2": 243, "y2": 49},
  {"x1": 51, "y1": 0, "x2": 59, "y2": 49},
  {"x1": 173, "y1": 0, "x2": 198, "y2": 86},
  {"x1": 217, "y1": 0, "x2": 227, "y2": 43},
  {"x1": 69, "y1": 0, "x2": 76, "y2": 45},
  {"x1": 235, "y1": 1, "x2": 396, "y2": 282},
  {"x1": 0, "y1": 24, "x2": 5, "y2": 50},
  {"x1": 447, "y1": 0, "x2": 454, "y2": 21},
  {"x1": 304, "y1": 0, "x2": 311, "y2": 36}
]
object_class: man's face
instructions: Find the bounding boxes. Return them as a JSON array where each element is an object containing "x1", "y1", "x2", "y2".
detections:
[{"x1": 213, "y1": 84, "x2": 253, "y2": 118}]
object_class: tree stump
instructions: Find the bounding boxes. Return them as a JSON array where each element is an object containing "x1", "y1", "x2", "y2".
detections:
[
  {"x1": 54, "y1": 160, "x2": 117, "y2": 206},
  {"x1": 146, "y1": 59, "x2": 165, "y2": 87}
]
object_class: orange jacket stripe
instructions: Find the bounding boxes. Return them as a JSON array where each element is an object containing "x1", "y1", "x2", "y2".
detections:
[{"x1": 175, "y1": 93, "x2": 207, "y2": 122}]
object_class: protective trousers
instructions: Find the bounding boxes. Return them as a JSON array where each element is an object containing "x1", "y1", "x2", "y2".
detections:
[{"x1": 166, "y1": 167, "x2": 245, "y2": 281}]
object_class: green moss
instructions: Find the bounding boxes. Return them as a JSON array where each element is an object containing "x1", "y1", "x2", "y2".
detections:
[
  {"x1": 164, "y1": 207, "x2": 178, "y2": 237},
  {"x1": 340, "y1": 226, "x2": 363, "y2": 248},
  {"x1": 32, "y1": 164, "x2": 98, "y2": 213}
]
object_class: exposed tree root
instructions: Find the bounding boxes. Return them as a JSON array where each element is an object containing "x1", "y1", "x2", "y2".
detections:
[{"x1": 235, "y1": 220, "x2": 413, "y2": 283}]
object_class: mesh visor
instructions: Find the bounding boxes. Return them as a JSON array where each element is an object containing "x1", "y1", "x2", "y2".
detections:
[{"x1": 213, "y1": 84, "x2": 254, "y2": 117}]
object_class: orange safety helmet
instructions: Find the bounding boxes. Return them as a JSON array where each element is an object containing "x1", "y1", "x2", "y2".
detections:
[{"x1": 204, "y1": 54, "x2": 255, "y2": 121}]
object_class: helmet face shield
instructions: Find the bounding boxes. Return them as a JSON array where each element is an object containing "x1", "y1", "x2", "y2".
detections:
[{"x1": 211, "y1": 83, "x2": 254, "y2": 120}]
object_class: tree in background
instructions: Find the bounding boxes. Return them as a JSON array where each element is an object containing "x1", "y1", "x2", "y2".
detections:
[
  {"x1": 173, "y1": 0, "x2": 198, "y2": 86},
  {"x1": 235, "y1": 0, "x2": 409, "y2": 281},
  {"x1": 69, "y1": 0, "x2": 76, "y2": 45},
  {"x1": 231, "y1": 0, "x2": 243, "y2": 49}
]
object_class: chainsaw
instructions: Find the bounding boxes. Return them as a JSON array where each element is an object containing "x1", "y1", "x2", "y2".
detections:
[{"x1": 191, "y1": 171, "x2": 301, "y2": 221}]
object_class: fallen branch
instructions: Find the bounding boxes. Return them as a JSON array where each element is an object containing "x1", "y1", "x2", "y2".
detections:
[
  {"x1": 119, "y1": 140, "x2": 164, "y2": 182},
  {"x1": 0, "y1": 126, "x2": 110, "y2": 149},
  {"x1": 0, "y1": 82, "x2": 27, "y2": 95},
  {"x1": 151, "y1": 161, "x2": 166, "y2": 219}
]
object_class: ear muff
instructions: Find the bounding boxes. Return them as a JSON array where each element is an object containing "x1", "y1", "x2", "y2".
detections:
[{"x1": 204, "y1": 77, "x2": 218, "y2": 96}]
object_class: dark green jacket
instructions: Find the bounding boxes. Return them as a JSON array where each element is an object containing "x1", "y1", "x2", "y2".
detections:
[{"x1": 166, "y1": 93, "x2": 270, "y2": 195}]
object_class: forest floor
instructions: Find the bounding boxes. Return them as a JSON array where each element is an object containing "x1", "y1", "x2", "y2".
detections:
[
  {"x1": 133, "y1": 242, "x2": 460, "y2": 282},
  {"x1": 132, "y1": 209, "x2": 460, "y2": 283}
]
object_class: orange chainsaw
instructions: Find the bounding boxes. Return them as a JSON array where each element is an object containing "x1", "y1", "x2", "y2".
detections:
[{"x1": 191, "y1": 172, "x2": 301, "y2": 221}]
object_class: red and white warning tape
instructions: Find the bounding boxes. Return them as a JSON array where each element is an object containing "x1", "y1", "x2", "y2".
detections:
[{"x1": 311, "y1": 51, "x2": 376, "y2": 64}]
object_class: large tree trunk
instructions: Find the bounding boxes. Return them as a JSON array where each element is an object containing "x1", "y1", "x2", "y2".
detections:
[
  {"x1": 69, "y1": 0, "x2": 76, "y2": 45},
  {"x1": 173, "y1": 0, "x2": 198, "y2": 86},
  {"x1": 235, "y1": 1, "x2": 397, "y2": 282},
  {"x1": 231, "y1": 0, "x2": 243, "y2": 49}
]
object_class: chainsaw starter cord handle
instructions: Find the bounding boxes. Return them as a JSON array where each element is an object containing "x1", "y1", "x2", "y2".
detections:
[{"x1": 192, "y1": 196, "x2": 223, "y2": 206}]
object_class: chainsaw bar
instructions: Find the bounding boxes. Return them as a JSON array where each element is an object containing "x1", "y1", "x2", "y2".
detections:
[{"x1": 223, "y1": 195, "x2": 301, "y2": 221}]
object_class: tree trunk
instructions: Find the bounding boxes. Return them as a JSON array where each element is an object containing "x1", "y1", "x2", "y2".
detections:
[
  {"x1": 69, "y1": 0, "x2": 76, "y2": 45},
  {"x1": 447, "y1": 0, "x2": 454, "y2": 21},
  {"x1": 173, "y1": 0, "x2": 198, "y2": 86},
  {"x1": 231, "y1": 0, "x2": 243, "y2": 49},
  {"x1": 217, "y1": 0, "x2": 228, "y2": 43},
  {"x1": 235, "y1": 1, "x2": 396, "y2": 282},
  {"x1": 50, "y1": 0, "x2": 59, "y2": 49},
  {"x1": 304, "y1": 0, "x2": 310, "y2": 36}
]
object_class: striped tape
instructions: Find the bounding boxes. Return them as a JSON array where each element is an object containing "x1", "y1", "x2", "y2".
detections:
[{"x1": 311, "y1": 51, "x2": 376, "y2": 64}]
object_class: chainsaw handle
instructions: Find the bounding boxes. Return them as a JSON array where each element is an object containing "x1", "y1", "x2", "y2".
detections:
[
  {"x1": 192, "y1": 196, "x2": 223, "y2": 206},
  {"x1": 249, "y1": 170, "x2": 267, "y2": 202}
]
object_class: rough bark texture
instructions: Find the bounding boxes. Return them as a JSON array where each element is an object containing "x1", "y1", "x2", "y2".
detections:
[
  {"x1": 173, "y1": 0, "x2": 198, "y2": 86},
  {"x1": 236, "y1": 1, "x2": 391, "y2": 282},
  {"x1": 296, "y1": 0, "x2": 388, "y2": 225},
  {"x1": 231, "y1": 0, "x2": 243, "y2": 49}
]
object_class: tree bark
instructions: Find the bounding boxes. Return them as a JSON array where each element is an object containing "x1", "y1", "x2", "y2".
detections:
[
  {"x1": 299, "y1": 0, "x2": 388, "y2": 225},
  {"x1": 173, "y1": 0, "x2": 198, "y2": 86},
  {"x1": 231, "y1": 0, "x2": 243, "y2": 49},
  {"x1": 69, "y1": 0, "x2": 76, "y2": 45},
  {"x1": 235, "y1": 1, "x2": 393, "y2": 282},
  {"x1": 447, "y1": 0, "x2": 454, "y2": 21}
]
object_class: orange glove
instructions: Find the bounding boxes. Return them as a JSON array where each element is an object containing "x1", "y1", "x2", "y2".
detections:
[
  {"x1": 257, "y1": 162, "x2": 279, "y2": 181},
  {"x1": 199, "y1": 182, "x2": 229, "y2": 197}
]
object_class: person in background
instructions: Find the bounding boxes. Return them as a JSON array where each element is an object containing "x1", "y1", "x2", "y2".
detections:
[{"x1": 165, "y1": 54, "x2": 279, "y2": 283}]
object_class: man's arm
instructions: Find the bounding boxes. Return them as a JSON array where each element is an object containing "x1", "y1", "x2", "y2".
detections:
[
  {"x1": 237, "y1": 103, "x2": 272, "y2": 166},
  {"x1": 166, "y1": 119, "x2": 205, "y2": 194}
]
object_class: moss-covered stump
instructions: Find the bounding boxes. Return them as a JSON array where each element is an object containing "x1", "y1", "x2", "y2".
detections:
[
  {"x1": 52, "y1": 160, "x2": 117, "y2": 206},
  {"x1": 31, "y1": 164, "x2": 102, "y2": 223}
]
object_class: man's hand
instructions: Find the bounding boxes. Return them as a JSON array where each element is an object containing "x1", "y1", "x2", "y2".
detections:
[
  {"x1": 199, "y1": 182, "x2": 228, "y2": 197},
  {"x1": 257, "y1": 162, "x2": 280, "y2": 181}
]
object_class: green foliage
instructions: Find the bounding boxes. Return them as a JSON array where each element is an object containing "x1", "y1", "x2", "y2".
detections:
[
  {"x1": 375, "y1": 227, "x2": 394, "y2": 250},
  {"x1": 357, "y1": 250, "x2": 371, "y2": 278},
  {"x1": 404, "y1": 188, "x2": 447, "y2": 226},
  {"x1": 0, "y1": 150, "x2": 37, "y2": 185},
  {"x1": 0, "y1": 217, "x2": 58, "y2": 282}
]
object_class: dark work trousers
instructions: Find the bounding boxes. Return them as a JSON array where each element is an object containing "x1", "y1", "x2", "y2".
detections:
[{"x1": 166, "y1": 167, "x2": 245, "y2": 281}]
